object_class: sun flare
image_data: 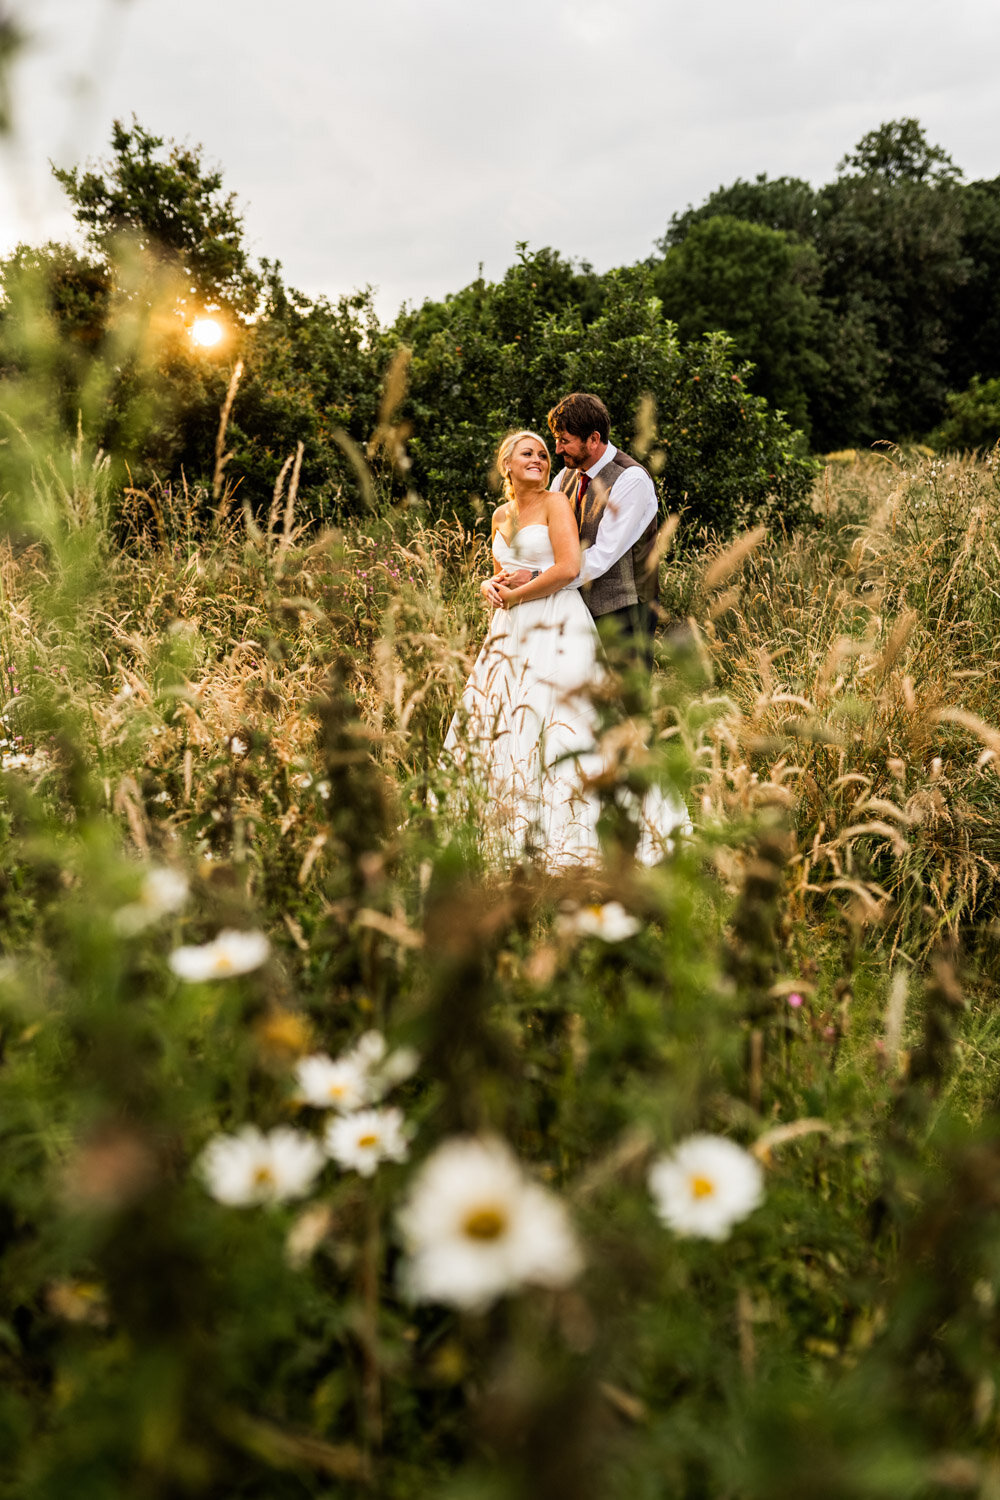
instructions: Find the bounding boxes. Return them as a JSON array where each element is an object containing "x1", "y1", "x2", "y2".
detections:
[{"x1": 189, "y1": 317, "x2": 225, "y2": 349}]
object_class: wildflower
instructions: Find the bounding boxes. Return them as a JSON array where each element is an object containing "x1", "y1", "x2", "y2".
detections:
[
  {"x1": 648, "y1": 1134, "x2": 763, "y2": 1242},
  {"x1": 230, "y1": 736, "x2": 248, "y2": 757},
  {"x1": 558, "y1": 901, "x2": 640, "y2": 943},
  {"x1": 294, "y1": 1052, "x2": 371, "y2": 1112},
  {"x1": 787, "y1": 992, "x2": 804, "y2": 1010},
  {"x1": 316, "y1": 780, "x2": 331, "y2": 800},
  {"x1": 168, "y1": 929, "x2": 270, "y2": 981},
  {"x1": 114, "y1": 865, "x2": 189, "y2": 934},
  {"x1": 325, "y1": 1106, "x2": 410, "y2": 1177},
  {"x1": 397, "y1": 1135, "x2": 583, "y2": 1310},
  {"x1": 199, "y1": 1125, "x2": 324, "y2": 1206}
]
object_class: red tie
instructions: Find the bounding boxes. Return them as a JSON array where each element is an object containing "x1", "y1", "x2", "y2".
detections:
[{"x1": 575, "y1": 472, "x2": 591, "y2": 523}]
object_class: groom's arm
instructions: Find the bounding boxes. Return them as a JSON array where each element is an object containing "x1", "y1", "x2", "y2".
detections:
[{"x1": 565, "y1": 468, "x2": 657, "y2": 589}]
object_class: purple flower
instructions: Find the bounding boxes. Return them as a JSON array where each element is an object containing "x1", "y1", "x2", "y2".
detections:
[{"x1": 787, "y1": 992, "x2": 803, "y2": 1009}]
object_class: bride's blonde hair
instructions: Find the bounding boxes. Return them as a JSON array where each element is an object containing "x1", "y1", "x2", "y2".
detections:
[{"x1": 495, "y1": 430, "x2": 551, "y2": 505}]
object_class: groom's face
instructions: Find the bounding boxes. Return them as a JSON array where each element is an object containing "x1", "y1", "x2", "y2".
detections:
[{"x1": 553, "y1": 429, "x2": 604, "y2": 471}]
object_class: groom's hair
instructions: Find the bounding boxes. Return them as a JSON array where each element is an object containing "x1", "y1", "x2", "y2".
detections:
[{"x1": 547, "y1": 392, "x2": 610, "y2": 443}]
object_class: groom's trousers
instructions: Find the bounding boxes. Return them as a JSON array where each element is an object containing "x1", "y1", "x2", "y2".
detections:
[{"x1": 595, "y1": 602, "x2": 656, "y2": 677}]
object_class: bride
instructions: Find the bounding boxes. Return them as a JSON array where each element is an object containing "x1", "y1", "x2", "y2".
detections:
[{"x1": 441, "y1": 430, "x2": 686, "y2": 865}]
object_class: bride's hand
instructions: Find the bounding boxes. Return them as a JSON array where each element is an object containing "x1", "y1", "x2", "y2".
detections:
[
  {"x1": 495, "y1": 582, "x2": 518, "y2": 609},
  {"x1": 481, "y1": 577, "x2": 503, "y2": 609}
]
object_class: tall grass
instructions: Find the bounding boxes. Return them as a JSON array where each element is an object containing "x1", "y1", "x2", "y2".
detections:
[{"x1": 4, "y1": 394, "x2": 1000, "y2": 1497}]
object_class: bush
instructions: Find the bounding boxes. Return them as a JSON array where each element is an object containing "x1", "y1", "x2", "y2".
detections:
[
  {"x1": 929, "y1": 373, "x2": 1000, "y2": 450},
  {"x1": 400, "y1": 256, "x2": 818, "y2": 535}
]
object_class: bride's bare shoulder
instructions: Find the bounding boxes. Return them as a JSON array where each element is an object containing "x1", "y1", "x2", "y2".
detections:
[
  {"x1": 544, "y1": 488, "x2": 573, "y2": 513},
  {"x1": 491, "y1": 501, "x2": 511, "y2": 532}
]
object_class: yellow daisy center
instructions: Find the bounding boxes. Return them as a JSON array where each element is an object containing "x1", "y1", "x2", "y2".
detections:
[
  {"x1": 690, "y1": 1174, "x2": 715, "y2": 1200},
  {"x1": 463, "y1": 1206, "x2": 508, "y2": 1242},
  {"x1": 214, "y1": 953, "x2": 235, "y2": 973},
  {"x1": 357, "y1": 1133, "x2": 379, "y2": 1148},
  {"x1": 328, "y1": 1084, "x2": 346, "y2": 1099},
  {"x1": 252, "y1": 1165, "x2": 275, "y2": 1187}
]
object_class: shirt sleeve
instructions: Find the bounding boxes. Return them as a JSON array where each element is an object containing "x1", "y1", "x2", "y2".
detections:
[{"x1": 567, "y1": 468, "x2": 659, "y2": 589}]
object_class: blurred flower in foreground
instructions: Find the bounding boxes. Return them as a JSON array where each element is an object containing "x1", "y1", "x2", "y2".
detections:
[
  {"x1": 558, "y1": 901, "x2": 640, "y2": 943},
  {"x1": 295, "y1": 1032, "x2": 419, "y2": 1111},
  {"x1": 113, "y1": 865, "x2": 189, "y2": 934},
  {"x1": 230, "y1": 736, "x2": 248, "y2": 757},
  {"x1": 325, "y1": 1106, "x2": 410, "y2": 1176},
  {"x1": 199, "y1": 1125, "x2": 324, "y2": 1206},
  {"x1": 169, "y1": 929, "x2": 269, "y2": 981},
  {"x1": 295, "y1": 1053, "x2": 370, "y2": 1112},
  {"x1": 648, "y1": 1135, "x2": 764, "y2": 1241},
  {"x1": 397, "y1": 1136, "x2": 582, "y2": 1310}
]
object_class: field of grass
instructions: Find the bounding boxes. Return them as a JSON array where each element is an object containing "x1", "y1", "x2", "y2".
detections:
[{"x1": 3, "y1": 444, "x2": 1000, "y2": 1498}]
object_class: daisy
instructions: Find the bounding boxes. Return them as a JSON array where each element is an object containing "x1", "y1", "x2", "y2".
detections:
[
  {"x1": 397, "y1": 1136, "x2": 582, "y2": 1311},
  {"x1": 114, "y1": 865, "x2": 190, "y2": 934},
  {"x1": 168, "y1": 929, "x2": 270, "y2": 981},
  {"x1": 294, "y1": 1052, "x2": 371, "y2": 1112},
  {"x1": 558, "y1": 902, "x2": 640, "y2": 943},
  {"x1": 648, "y1": 1134, "x2": 764, "y2": 1242},
  {"x1": 325, "y1": 1106, "x2": 410, "y2": 1177},
  {"x1": 199, "y1": 1125, "x2": 324, "y2": 1206}
]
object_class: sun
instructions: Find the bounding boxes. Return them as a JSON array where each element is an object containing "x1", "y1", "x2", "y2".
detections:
[{"x1": 189, "y1": 317, "x2": 225, "y2": 350}]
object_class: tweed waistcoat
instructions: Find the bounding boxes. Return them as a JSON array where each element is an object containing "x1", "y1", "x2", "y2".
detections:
[{"x1": 559, "y1": 449, "x2": 659, "y2": 618}]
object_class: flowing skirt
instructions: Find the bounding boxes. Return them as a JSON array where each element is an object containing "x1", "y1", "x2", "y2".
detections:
[{"x1": 442, "y1": 591, "x2": 687, "y2": 866}]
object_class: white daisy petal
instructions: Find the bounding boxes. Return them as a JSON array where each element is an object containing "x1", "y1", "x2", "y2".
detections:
[
  {"x1": 325, "y1": 1106, "x2": 410, "y2": 1176},
  {"x1": 397, "y1": 1136, "x2": 582, "y2": 1311},
  {"x1": 648, "y1": 1134, "x2": 764, "y2": 1241},
  {"x1": 294, "y1": 1053, "x2": 371, "y2": 1112},
  {"x1": 198, "y1": 1125, "x2": 324, "y2": 1206},
  {"x1": 558, "y1": 902, "x2": 640, "y2": 943},
  {"x1": 169, "y1": 929, "x2": 270, "y2": 981}
]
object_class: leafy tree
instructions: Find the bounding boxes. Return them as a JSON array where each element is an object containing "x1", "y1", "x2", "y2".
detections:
[
  {"x1": 652, "y1": 215, "x2": 829, "y2": 433},
  {"x1": 821, "y1": 123, "x2": 969, "y2": 441},
  {"x1": 398, "y1": 254, "x2": 817, "y2": 533},
  {"x1": 657, "y1": 120, "x2": 976, "y2": 449},
  {"x1": 929, "y1": 375, "x2": 1000, "y2": 451},
  {"x1": 53, "y1": 117, "x2": 260, "y2": 316},
  {"x1": 948, "y1": 176, "x2": 1000, "y2": 390},
  {"x1": 662, "y1": 174, "x2": 821, "y2": 248},
  {"x1": 838, "y1": 117, "x2": 962, "y2": 185}
]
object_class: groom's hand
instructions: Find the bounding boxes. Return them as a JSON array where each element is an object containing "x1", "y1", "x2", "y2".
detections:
[
  {"x1": 500, "y1": 568, "x2": 532, "y2": 590},
  {"x1": 481, "y1": 577, "x2": 504, "y2": 609}
]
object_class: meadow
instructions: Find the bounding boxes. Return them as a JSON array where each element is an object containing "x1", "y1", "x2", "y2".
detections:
[{"x1": 3, "y1": 431, "x2": 1000, "y2": 1498}]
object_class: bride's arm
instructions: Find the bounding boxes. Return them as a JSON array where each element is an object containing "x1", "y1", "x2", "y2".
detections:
[
  {"x1": 496, "y1": 493, "x2": 581, "y2": 607},
  {"x1": 481, "y1": 506, "x2": 510, "y2": 606}
]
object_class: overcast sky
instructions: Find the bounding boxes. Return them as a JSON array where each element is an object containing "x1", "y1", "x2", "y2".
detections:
[{"x1": 2, "y1": 0, "x2": 999, "y2": 319}]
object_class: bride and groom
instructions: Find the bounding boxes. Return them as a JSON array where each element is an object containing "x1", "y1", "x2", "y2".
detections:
[{"x1": 443, "y1": 391, "x2": 687, "y2": 864}]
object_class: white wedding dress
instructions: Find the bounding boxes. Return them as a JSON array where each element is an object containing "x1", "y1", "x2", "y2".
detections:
[{"x1": 442, "y1": 524, "x2": 688, "y2": 866}]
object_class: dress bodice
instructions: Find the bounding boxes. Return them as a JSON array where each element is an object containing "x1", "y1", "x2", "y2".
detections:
[{"x1": 492, "y1": 523, "x2": 554, "y2": 572}]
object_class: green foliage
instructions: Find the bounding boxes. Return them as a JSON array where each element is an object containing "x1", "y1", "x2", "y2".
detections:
[
  {"x1": 657, "y1": 118, "x2": 998, "y2": 452},
  {"x1": 653, "y1": 215, "x2": 830, "y2": 433},
  {"x1": 53, "y1": 116, "x2": 261, "y2": 316},
  {"x1": 928, "y1": 374, "x2": 1000, "y2": 450},
  {"x1": 399, "y1": 253, "x2": 817, "y2": 533}
]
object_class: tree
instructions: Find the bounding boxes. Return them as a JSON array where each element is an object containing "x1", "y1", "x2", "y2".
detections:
[
  {"x1": 652, "y1": 216, "x2": 829, "y2": 434},
  {"x1": 53, "y1": 117, "x2": 260, "y2": 317},
  {"x1": 661, "y1": 174, "x2": 821, "y2": 249},
  {"x1": 820, "y1": 122, "x2": 969, "y2": 441},
  {"x1": 397, "y1": 254, "x2": 817, "y2": 534},
  {"x1": 838, "y1": 118, "x2": 962, "y2": 186}
]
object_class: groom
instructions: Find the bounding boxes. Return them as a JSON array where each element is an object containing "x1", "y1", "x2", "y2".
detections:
[{"x1": 490, "y1": 391, "x2": 660, "y2": 672}]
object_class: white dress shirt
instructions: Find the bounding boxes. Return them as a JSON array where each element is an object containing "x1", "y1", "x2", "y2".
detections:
[{"x1": 550, "y1": 442, "x2": 659, "y2": 590}]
